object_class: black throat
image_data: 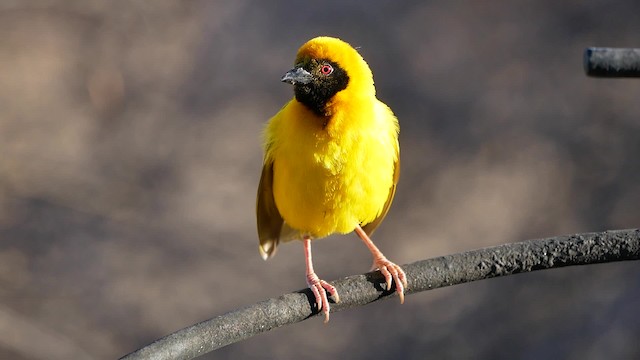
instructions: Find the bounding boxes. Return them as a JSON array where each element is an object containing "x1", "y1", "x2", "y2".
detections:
[{"x1": 293, "y1": 59, "x2": 349, "y2": 117}]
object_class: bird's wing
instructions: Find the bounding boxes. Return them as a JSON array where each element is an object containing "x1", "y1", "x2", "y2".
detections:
[
  {"x1": 361, "y1": 156, "x2": 400, "y2": 236},
  {"x1": 256, "y1": 161, "x2": 284, "y2": 259}
]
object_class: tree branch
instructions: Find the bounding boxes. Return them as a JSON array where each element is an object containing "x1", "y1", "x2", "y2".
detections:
[
  {"x1": 120, "y1": 228, "x2": 640, "y2": 360},
  {"x1": 584, "y1": 47, "x2": 640, "y2": 77}
]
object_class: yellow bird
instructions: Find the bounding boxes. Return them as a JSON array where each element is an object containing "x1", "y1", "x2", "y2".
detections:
[{"x1": 257, "y1": 36, "x2": 406, "y2": 322}]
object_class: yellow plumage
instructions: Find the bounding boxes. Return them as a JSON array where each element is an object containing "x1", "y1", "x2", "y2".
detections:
[
  {"x1": 256, "y1": 36, "x2": 405, "y2": 322},
  {"x1": 267, "y1": 97, "x2": 398, "y2": 238}
]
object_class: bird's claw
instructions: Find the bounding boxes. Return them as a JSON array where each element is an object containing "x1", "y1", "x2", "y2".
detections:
[
  {"x1": 372, "y1": 259, "x2": 407, "y2": 304},
  {"x1": 307, "y1": 275, "x2": 339, "y2": 323}
]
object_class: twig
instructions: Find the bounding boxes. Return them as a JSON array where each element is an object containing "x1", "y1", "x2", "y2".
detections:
[
  {"x1": 120, "y1": 228, "x2": 640, "y2": 360},
  {"x1": 584, "y1": 47, "x2": 640, "y2": 77}
]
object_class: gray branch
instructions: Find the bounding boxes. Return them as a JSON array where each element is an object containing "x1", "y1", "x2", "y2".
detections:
[
  {"x1": 584, "y1": 47, "x2": 640, "y2": 77},
  {"x1": 120, "y1": 228, "x2": 640, "y2": 360}
]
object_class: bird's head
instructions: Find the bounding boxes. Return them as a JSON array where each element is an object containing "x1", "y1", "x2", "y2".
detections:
[{"x1": 282, "y1": 36, "x2": 375, "y2": 117}]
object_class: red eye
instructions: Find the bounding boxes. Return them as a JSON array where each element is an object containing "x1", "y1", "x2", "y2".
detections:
[{"x1": 320, "y1": 64, "x2": 333, "y2": 75}]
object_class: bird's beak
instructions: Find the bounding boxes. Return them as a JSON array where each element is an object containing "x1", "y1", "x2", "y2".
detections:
[{"x1": 281, "y1": 67, "x2": 313, "y2": 85}]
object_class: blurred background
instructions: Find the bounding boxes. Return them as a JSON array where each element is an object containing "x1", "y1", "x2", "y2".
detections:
[{"x1": 0, "y1": 1, "x2": 639, "y2": 359}]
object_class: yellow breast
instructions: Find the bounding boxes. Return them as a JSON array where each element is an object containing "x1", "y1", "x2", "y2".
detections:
[{"x1": 265, "y1": 98, "x2": 398, "y2": 238}]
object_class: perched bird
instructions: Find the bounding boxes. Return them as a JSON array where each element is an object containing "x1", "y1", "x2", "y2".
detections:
[{"x1": 257, "y1": 36, "x2": 406, "y2": 322}]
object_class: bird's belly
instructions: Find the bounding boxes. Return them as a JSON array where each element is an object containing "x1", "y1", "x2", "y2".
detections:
[{"x1": 272, "y1": 145, "x2": 391, "y2": 239}]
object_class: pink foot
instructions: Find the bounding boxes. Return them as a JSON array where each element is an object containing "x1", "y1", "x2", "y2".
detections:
[
  {"x1": 303, "y1": 238, "x2": 340, "y2": 323},
  {"x1": 306, "y1": 272, "x2": 340, "y2": 323},
  {"x1": 355, "y1": 225, "x2": 407, "y2": 304},
  {"x1": 372, "y1": 258, "x2": 407, "y2": 304}
]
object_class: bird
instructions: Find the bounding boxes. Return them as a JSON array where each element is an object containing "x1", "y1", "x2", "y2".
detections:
[{"x1": 256, "y1": 36, "x2": 406, "y2": 322}]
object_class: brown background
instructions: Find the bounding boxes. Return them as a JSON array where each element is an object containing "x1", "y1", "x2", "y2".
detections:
[{"x1": 1, "y1": 1, "x2": 639, "y2": 359}]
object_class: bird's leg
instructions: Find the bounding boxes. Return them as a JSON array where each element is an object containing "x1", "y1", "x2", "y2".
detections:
[
  {"x1": 304, "y1": 237, "x2": 339, "y2": 323},
  {"x1": 354, "y1": 225, "x2": 407, "y2": 304}
]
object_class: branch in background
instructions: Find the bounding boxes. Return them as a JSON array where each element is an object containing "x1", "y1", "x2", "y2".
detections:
[
  {"x1": 584, "y1": 47, "x2": 640, "y2": 77},
  {"x1": 120, "y1": 228, "x2": 640, "y2": 360}
]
